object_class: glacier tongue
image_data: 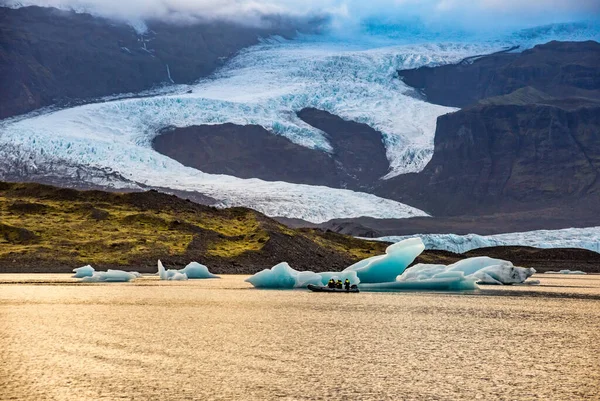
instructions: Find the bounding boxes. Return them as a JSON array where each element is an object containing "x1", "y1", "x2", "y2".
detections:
[
  {"x1": 1, "y1": 26, "x2": 597, "y2": 221},
  {"x1": 373, "y1": 227, "x2": 600, "y2": 253}
]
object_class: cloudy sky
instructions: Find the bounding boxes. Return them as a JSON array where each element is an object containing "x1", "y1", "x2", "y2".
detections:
[{"x1": 3, "y1": 0, "x2": 600, "y2": 30}]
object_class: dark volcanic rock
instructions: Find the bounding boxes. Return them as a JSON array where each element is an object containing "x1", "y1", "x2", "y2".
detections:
[
  {"x1": 297, "y1": 108, "x2": 390, "y2": 190},
  {"x1": 399, "y1": 41, "x2": 600, "y2": 107},
  {"x1": 379, "y1": 101, "x2": 600, "y2": 216},
  {"x1": 153, "y1": 109, "x2": 390, "y2": 190},
  {"x1": 380, "y1": 40, "x2": 600, "y2": 220},
  {"x1": 153, "y1": 123, "x2": 339, "y2": 187},
  {"x1": 0, "y1": 6, "x2": 306, "y2": 119}
]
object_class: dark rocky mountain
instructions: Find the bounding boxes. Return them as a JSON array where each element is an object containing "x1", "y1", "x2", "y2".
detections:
[
  {"x1": 0, "y1": 6, "x2": 311, "y2": 119},
  {"x1": 375, "y1": 40, "x2": 600, "y2": 223},
  {"x1": 152, "y1": 108, "x2": 389, "y2": 191},
  {"x1": 399, "y1": 41, "x2": 600, "y2": 108}
]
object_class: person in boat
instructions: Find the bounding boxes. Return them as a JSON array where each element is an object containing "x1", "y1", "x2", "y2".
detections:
[
  {"x1": 327, "y1": 278, "x2": 336, "y2": 288},
  {"x1": 344, "y1": 278, "x2": 350, "y2": 291},
  {"x1": 336, "y1": 279, "x2": 343, "y2": 289}
]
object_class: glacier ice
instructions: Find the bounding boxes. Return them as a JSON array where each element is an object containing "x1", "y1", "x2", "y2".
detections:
[
  {"x1": 544, "y1": 270, "x2": 587, "y2": 275},
  {"x1": 360, "y1": 272, "x2": 479, "y2": 292},
  {"x1": 178, "y1": 262, "x2": 220, "y2": 279},
  {"x1": 397, "y1": 257, "x2": 536, "y2": 286},
  {"x1": 1, "y1": 23, "x2": 594, "y2": 222},
  {"x1": 81, "y1": 269, "x2": 137, "y2": 282},
  {"x1": 344, "y1": 238, "x2": 425, "y2": 283},
  {"x1": 245, "y1": 262, "x2": 300, "y2": 289},
  {"x1": 374, "y1": 226, "x2": 600, "y2": 253},
  {"x1": 246, "y1": 237, "x2": 537, "y2": 291},
  {"x1": 72, "y1": 265, "x2": 95, "y2": 278},
  {"x1": 158, "y1": 259, "x2": 189, "y2": 281},
  {"x1": 244, "y1": 262, "x2": 361, "y2": 289}
]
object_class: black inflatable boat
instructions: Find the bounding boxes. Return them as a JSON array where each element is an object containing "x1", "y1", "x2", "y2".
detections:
[{"x1": 307, "y1": 284, "x2": 359, "y2": 293}]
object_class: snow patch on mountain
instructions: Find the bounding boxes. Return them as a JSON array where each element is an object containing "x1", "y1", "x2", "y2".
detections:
[{"x1": 372, "y1": 227, "x2": 600, "y2": 253}]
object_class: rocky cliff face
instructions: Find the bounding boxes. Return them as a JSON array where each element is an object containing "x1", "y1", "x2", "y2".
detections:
[
  {"x1": 379, "y1": 100, "x2": 600, "y2": 215},
  {"x1": 379, "y1": 41, "x2": 600, "y2": 220},
  {"x1": 152, "y1": 108, "x2": 390, "y2": 191},
  {"x1": 399, "y1": 41, "x2": 600, "y2": 107},
  {"x1": 0, "y1": 6, "x2": 305, "y2": 119}
]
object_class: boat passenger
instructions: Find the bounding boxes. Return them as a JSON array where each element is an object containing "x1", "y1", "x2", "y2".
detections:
[
  {"x1": 328, "y1": 278, "x2": 336, "y2": 288},
  {"x1": 344, "y1": 278, "x2": 350, "y2": 291},
  {"x1": 336, "y1": 280, "x2": 343, "y2": 289}
]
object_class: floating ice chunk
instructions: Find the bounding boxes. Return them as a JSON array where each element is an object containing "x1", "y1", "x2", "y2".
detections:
[
  {"x1": 72, "y1": 265, "x2": 95, "y2": 278},
  {"x1": 178, "y1": 262, "x2": 220, "y2": 279},
  {"x1": 169, "y1": 272, "x2": 188, "y2": 281},
  {"x1": 360, "y1": 271, "x2": 478, "y2": 292},
  {"x1": 245, "y1": 262, "x2": 362, "y2": 289},
  {"x1": 81, "y1": 269, "x2": 137, "y2": 282},
  {"x1": 158, "y1": 259, "x2": 190, "y2": 280},
  {"x1": 245, "y1": 262, "x2": 299, "y2": 289},
  {"x1": 469, "y1": 264, "x2": 536, "y2": 285},
  {"x1": 397, "y1": 257, "x2": 535, "y2": 287},
  {"x1": 129, "y1": 271, "x2": 143, "y2": 278},
  {"x1": 544, "y1": 269, "x2": 587, "y2": 275},
  {"x1": 344, "y1": 238, "x2": 425, "y2": 283}
]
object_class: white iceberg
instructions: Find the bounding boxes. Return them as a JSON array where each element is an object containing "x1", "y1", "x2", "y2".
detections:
[
  {"x1": 158, "y1": 259, "x2": 189, "y2": 281},
  {"x1": 81, "y1": 269, "x2": 137, "y2": 282},
  {"x1": 395, "y1": 257, "x2": 536, "y2": 287},
  {"x1": 178, "y1": 262, "x2": 219, "y2": 279},
  {"x1": 544, "y1": 270, "x2": 587, "y2": 275},
  {"x1": 344, "y1": 238, "x2": 425, "y2": 283},
  {"x1": 360, "y1": 271, "x2": 479, "y2": 292},
  {"x1": 72, "y1": 265, "x2": 95, "y2": 278}
]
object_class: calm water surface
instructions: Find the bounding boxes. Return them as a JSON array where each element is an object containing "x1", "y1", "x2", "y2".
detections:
[{"x1": 1, "y1": 274, "x2": 599, "y2": 400}]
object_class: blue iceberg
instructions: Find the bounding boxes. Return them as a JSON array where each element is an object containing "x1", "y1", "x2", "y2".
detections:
[
  {"x1": 344, "y1": 238, "x2": 425, "y2": 283},
  {"x1": 178, "y1": 262, "x2": 220, "y2": 279},
  {"x1": 72, "y1": 265, "x2": 95, "y2": 278},
  {"x1": 245, "y1": 263, "x2": 360, "y2": 289}
]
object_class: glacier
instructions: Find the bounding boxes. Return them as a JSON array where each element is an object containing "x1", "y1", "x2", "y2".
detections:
[
  {"x1": 373, "y1": 227, "x2": 600, "y2": 254},
  {"x1": 245, "y1": 237, "x2": 536, "y2": 291},
  {"x1": 1, "y1": 23, "x2": 597, "y2": 222}
]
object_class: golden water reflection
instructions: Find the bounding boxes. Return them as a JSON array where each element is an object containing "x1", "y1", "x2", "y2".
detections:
[{"x1": 1, "y1": 275, "x2": 599, "y2": 400}]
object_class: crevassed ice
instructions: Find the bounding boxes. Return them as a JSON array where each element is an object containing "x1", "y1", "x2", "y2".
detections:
[
  {"x1": 1, "y1": 25, "x2": 597, "y2": 222},
  {"x1": 373, "y1": 227, "x2": 600, "y2": 253}
]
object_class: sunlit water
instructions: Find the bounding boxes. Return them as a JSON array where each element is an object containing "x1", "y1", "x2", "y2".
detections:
[{"x1": 1, "y1": 274, "x2": 599, "y2": 400}]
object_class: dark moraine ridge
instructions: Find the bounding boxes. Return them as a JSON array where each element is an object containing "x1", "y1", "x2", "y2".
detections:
[
  {"x1": 0, "y1": 6, "x2": 314, "y2": 119},
  {"x1": 153, "y1": 108, "x2": 390, "y2": 190}
]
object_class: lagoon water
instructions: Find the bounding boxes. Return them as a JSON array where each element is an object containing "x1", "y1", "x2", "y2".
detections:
[{"x1": 1, "y1": 274, "x2": 599, "y2": 400}]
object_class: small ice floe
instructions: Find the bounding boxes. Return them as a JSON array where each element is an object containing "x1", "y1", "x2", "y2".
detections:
[
  {"x1": 81, "y1": 269, "x2": 137, "y2": 282},
  {"x1": 157, "y1": 260, "x2": 219, "y2": 280},
  {"x1": 544, "y1": 270, "x2": 587, "y2": 275},
  {"x1": 158, "y1": 260, "x2": 187, "y2": 280},
  {"x1": 72, "y1": 265, "x2": 95, "y2": 278},
  {"x1": 178, "y1": 262, "x2": 220, "y2": 279}
]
